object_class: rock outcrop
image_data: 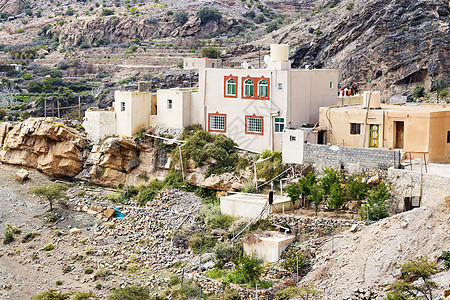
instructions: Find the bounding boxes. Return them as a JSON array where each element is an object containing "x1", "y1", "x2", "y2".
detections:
[
  {"x1": 56, "y1": 15, "x2": 239, "y2": 48},
  {"x1": 76, "y1": 137, "x2": 169, "y2": 187},
  {"x1": 0, "y1": 120, "x2": 86, "y2": 177},
  {"x1": 0, "y1": 0, "x2": 24, "y2": 15},
  {"x1": 234, "y1": 0, "x2": 449, "y2": 98}
]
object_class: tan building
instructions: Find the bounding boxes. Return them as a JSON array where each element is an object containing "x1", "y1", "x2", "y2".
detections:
[
  {"x1": 183, "y1": 57, "x2": 223, "y2": 70},
  {"x1": 83, "y1": 108, "x2": 117, "y2": 143},
  {"x1": 319, "y1": 102, "x2": 450, "y2": 163}
]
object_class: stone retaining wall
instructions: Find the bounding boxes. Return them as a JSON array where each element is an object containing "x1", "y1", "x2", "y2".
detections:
[
  {"x1": 388, "y1": 167, "x2": 450, "y2": 211},
  {"x1": 303, "y1": 144, "x2": 400, "y2": 172}
]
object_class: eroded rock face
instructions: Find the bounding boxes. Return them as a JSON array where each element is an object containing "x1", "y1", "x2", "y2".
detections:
[
  {"x1": 0, "y1": 0, "x2": 24, "y2": 15},
  {"x1": 76, "y1": 137, "x2": 169, "y2": 187},
  {"x1": 0, "y1": 120, "x2": 86, "y2": 177}
]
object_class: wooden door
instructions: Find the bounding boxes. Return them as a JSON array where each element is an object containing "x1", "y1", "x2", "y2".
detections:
[{"x1": 395, "y1": 121, "x2": 404, "y2": 149}]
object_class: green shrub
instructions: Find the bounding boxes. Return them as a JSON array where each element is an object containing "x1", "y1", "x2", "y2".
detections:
[
  {"x1": 413, "y1": 86, "x2": 425, "y2": 98},
  {"x1": 213, "y1": 243, "x2": 234, "y2": 268},
  {"x1": 249, "y1": 218, "x2": 276, "y2": 231},
  {"x1": 195, "y1": 188, "x2": 219, "y2": 204},
  {"x1": 200, "y1": 46, "x2": 220, "y2": 59},
  {"x1": 196, "y1": 7, "x2": 221, "y2": 24},
  {"x1": 3, "y1": 229, "x2": 14, "y2": 244},
  {"x1": 171, "y1": 279, "x2": 200, "y2": 299},
  {"x1": 22, "y1": 232, "x2": 37, "y2": 243},
  {"x1": 174, "y1": 11, "x2": 188, "y2": 25},
  {"x1": 94, "y1": 267, "x2": 109, "y2": 279},
  {"x1": 101, "y1": 9, "x2": 115, "y2": 16},
  {"x1": 44, "y1": 244, "x2": 54, "y2": 251},
  {"x1": 55, "y1": 280, "x2": 63, "y2": 286},
  {"x1": 72, "y1": 292, "x2": 98, "y2": 300},
  {"x1": 441, "y1": 251, "x2": 450, "y2": 269},
  {"x1": 346, "y1": 3, "x2": 354, "y2": 10},
  {"x1": 266, "y1": 21, "x2": 278, "y2": 33},
  {"x1": 188, "y1": 234, "x2": 217, "y2": 254},
  {"x1": 108, "y1": 286, "x2": 150, "y2": 300},
  {"x1": 168, "y1": 275, "x2": 181, "y2": 286},
  {"x1": 63, "y1": 266, "x2": 72, "y2": 274},
  {"x1": 237, "y1": 254, "x2": 263, "y2": 285},
  {"x1": 314, "y1": 29, "x2": 322, "y2": 35},
  {"x1": 346, "y1": 175, "x2": 369, "y2": 200},
  {"x1": 281, "y1": 248, "x2": 308, "y2": 273},
  {"x1": 31, "y1": 290, "x2": 71, "y2": 300},
  {"x1": 137, "y1": 179, "x2": 163, "y2": 206},
  {"x1": 241, "y1": 180, "x2": 256, "y2": 193},
  {"x1": 274, "y1": 287, "x2": 299, "y2": 300},
  {"x1": 359, "y1": 182, "x2": 390, "y2": 221},
  {"x1": 85, "y1": 268, "x2": 94, "y2": 274},
  {"x1": 256, "y1": 151, "x2": 284, "y2": 181},
  {"x1": 320, "y1": 168, "x2": 343, "y2": 195},
  {"x1": 327, "y1": 183, "x2": 346, "y2": 211},
  {"x1": 386, "y1": 257, "x2": 439, "y2": 300},
  {"x1": 208, "y1": 214, "x2": 233, "y2": 230}
]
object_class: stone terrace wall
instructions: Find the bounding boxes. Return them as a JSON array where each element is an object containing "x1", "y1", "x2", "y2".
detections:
[
  {"x1": 388, "y1": 167, "x2": 450, "y2": 211},
  {"x1": 303, "y1": 144, "x2": 400, "y2": 172}
]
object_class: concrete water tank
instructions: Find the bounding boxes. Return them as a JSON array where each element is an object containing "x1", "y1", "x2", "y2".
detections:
[
  {"x1": 363, "y1": 91, "x2": 381, "y2": 109},
  {"x1": 270, "y1": 44, "x2": 289, "y2": 62}
]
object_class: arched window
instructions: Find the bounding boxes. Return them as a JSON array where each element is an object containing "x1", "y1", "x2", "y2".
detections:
[
  {"x1": 258, "y1": 79, "x2": 268, "y2": 97},
  {"x1": 226, "y1": 78, "x2": 236, "y2": 96},
  {"x1": 244, "y1": 79, "x2": 254, "y2": 96}
]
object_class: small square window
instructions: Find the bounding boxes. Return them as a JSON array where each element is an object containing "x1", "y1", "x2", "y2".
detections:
[
  {"x1": 121, "y1": 102, "x2": 125, "y2": 112},
  {"x1": 209, "y1": 113, "x2": 226, "y2": 132},
  {"x1": 350, "y1": 123, "x2": 361, "y2": 135},
  {"x1": 277, "y1": 82, "x2": 283, "y2": 90},
  {"x1": 290, "y1": 135, "x2": 296, "y2": 142},
  {"x1": 274, "y1": 117, "x2": 284, "y2": 133},
  {"x1": 167, "y1": 99, "x2": 172, "y2": 109},
  {"x1": 245, "y1": 116, "x2": 263, "y2": 135}
]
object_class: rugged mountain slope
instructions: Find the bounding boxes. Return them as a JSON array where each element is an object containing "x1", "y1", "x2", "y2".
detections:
[
  {"x1": 235, "y1": 0, "x2": 449, "y2": 97},
  {"x1": 0, "y1": 0, "x2": 24, "y2": 15}
]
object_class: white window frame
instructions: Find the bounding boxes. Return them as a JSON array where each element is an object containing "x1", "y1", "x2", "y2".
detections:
[
  {"x1": 246, "y1": 117, "x2": 263, "y2": 134},
  {"x1": 209, "y1": 114, "x2": 226, "y2": 132},
  {"x1": 274, "y1": 117, "x2": 284, "y2": 133},
  {"x1": 226, "y1": 78, "x2": 236, "y2": 96}
]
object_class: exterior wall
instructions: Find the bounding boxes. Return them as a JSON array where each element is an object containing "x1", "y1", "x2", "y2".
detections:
[
  {"x1": 282, "y1": 129, "x2": 306, "y2": 164},
  {"x1": 303, "y1": 144, "x2": 400, "y2": 172},
  {"x1": 83, "y1": 110, "x2": 117, "y2": 143},
  {"x1": 115, "y1": 91, "x2": 152, "y2": 137},
  {"x1": 156, "y1": 89, "x2": 192, "y2": 129},
  {"x1": 427, "y1": 111, "x2": 450, "y2": 162},
  {"x1": 243, "y1": 234, "x2": 295, "y2": 262},
  {"x1": 319, "y1": 106, "x2": 385, "y2": 148},
  {"x1": 388, "y1": 167, "x2": 450, "y2": 211},
  {"x1": 183, "y1": 58, "x2": 223, "y2": 70}
]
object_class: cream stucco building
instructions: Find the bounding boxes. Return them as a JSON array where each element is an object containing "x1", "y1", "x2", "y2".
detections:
[{"x1": 318, "y1": 102, "x2": 450, "y2": 163}]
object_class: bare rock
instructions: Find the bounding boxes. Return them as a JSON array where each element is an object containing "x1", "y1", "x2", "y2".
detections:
[{"x1": 15, "y1": 168, "x2": 29, "y2": 182}]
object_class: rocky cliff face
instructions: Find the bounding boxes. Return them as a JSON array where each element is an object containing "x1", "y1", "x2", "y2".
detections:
[
  {"x1": 56, "y1": 15, "x2": 239, "y2": 48},
  {"x1": 0, "y1": 0, "x2": 24, "y2": 15},
  {"x1": 235, "y1": 0, "x2": 449, "y2": 97},
  {"x1": 0, "y1": 120, "x2": 86, "y2": 177}
]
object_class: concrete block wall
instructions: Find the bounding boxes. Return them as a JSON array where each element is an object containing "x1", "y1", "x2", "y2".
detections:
[{"x1": 303, "y1": 144, "x2": 400, "y2": 172}]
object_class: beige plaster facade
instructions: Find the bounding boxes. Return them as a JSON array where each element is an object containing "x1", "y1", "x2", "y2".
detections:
[
  {"x1": 183, "y1": 57, "x2": 223, "y2": 70},
  {"x1": 115, "y1": 90, "x2": 154, "y2": 137},
  {"x1": 198, "y1": 59, "x2": 338, "y2": 153},
  {"x1": 319, "y1": 103, "x2": 450, "y2": 163},
  {"x1": 243, "y1": 232, "x2": 295, "y2": 262},
  {"x1": 282, "y1": 127, "x2": 327, "y2": 164},
  {"x1": 83, "y1": 109, "x2": 117, "y2": 143},
  {"x1": 155, "y1": 88, "x2": 198, "y2": 129}
]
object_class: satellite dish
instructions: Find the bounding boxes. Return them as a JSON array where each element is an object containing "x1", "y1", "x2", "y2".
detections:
[
  {"x1": 241, "y1": 61, "x2": 249, "y2": 69},
  {"x1": 264, "y1": 55, "x2": 271, "y2": 65}
]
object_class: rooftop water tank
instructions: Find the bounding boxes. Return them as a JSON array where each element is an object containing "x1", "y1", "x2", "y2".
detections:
[{"x1": 270, "y1": 44, "x2": 289, "y2": 62}]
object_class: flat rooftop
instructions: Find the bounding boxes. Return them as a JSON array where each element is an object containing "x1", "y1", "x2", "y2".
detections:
[
  {"x1": 221, "y1": 193, "x2": 290, "y2": 205},
  {"x1": 329, "y1": 104, "x2": 450, "y2": 113}
]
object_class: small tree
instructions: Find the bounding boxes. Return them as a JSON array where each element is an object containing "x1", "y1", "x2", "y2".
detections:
[
  {"x1": 285, "y1": 182, "x2": 301, "y2": 209},
  {"x1": 413, "y1": 86, "x2": 425, "y2": 98},
  {"x1": 281, "y1": 248, "x2": 308, "y2": 273},
  {"x1": 359, "y1": 182, "x2": 390, "y2": 221},
  {"x1": 320, "y1": 168, "x2": 342, "y2": 195},
  {"x1": 308, "y1": 185, "x2": 323, "y2": 216},
  {"x1": 327, "y1": 183, "x2": 346, "y2": 212},
  {"x1": 29, "y1": 183, "x2": 68, "y2": 211},
  {"x1": 298, "y1": 173, "x2": 317, "y2": 206},
  {"x1": 199, "y1": 46, "x2": 220, "y2": 58},
  {"x1": 346, "y1": 175, "x2": 369, "y2": 201},
  {"x1": 237, "y1": 254, "x2": 263, "y2": 285},
  {"x1": 196, "y1": 7, "x2": 221, "y2": 24},
  {"x1": 386, "y1": 257, "x2": 439, "y2": 300},
  {"x1": 174, "y1": 11, "x2": 188, "y2": 25}
]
